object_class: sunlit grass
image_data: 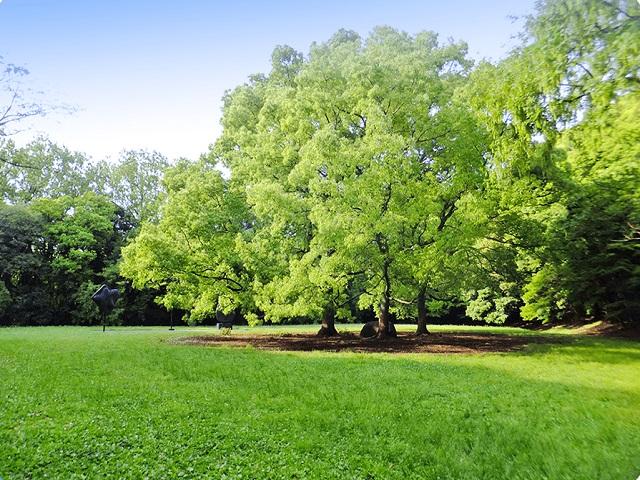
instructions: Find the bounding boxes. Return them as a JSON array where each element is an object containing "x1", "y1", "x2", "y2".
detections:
[{"x1": 1, "y1": 326, "x2": 639, "y2": 479}]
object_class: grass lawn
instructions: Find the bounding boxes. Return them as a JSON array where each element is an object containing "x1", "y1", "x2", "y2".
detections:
[{"x1": 1, "y1": 325, "x2": 639, "y2": 479}]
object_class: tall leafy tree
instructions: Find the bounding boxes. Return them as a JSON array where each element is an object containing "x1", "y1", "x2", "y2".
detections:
[
  {"x1": 522, "y1": 93, "x2": 640, "y2": 322},
  {"x1": 214, "y1": 43, "x2": 343, "y2": 332},
  {"x1": 0, "y1": 204, "x2": 46, "y2": 324},
  {"x1": 214, "y1": 28, "x2": 487, "y2": 337},
  {"x1": 466, "y1": 0, "x2": 640, "y2": 323},
  {"x1": 120, "y1": 161, "x2": 254, "y2": 323},
  {"x1": 31, "y1": 192, "x2": 120, "y2": 324}
]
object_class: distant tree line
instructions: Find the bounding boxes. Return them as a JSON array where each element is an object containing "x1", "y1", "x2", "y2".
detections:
[
  {"x1": 2, "y1": 0, "x2": 638, "y2": 333},
  {"x1": 0, "y1": 141, "x2": 170, "y2": 325}
]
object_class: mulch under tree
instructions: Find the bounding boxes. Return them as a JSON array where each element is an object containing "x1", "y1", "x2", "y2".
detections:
[{"x1": 175, "y1": 332, "x2": 570, "y2": 354}]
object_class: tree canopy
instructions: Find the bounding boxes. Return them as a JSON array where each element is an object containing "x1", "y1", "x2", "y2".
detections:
[{"x1": 2, "y1": 0, "x2": 638, "y2": 331}]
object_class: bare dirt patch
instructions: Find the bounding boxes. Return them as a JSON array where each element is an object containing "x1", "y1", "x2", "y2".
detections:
[{"x1": 175, "y1": 332, "x2": 566, "y2": 354}]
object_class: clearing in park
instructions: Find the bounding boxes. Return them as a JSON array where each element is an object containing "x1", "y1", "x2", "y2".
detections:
[{"x1": 1, "y1": 324, "x2": 639, "y2": 479}]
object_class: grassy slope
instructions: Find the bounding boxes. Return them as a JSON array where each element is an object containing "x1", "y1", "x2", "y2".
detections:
[{"x1": 0, "y1": 326, "x2": 639, "y2": 479}]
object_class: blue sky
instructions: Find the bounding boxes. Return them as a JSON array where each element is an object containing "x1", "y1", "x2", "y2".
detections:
[{"x1": 0, "y1": 0, "x2": 536, "y2": 161}]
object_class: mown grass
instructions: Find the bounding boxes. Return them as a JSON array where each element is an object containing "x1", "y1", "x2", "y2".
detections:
[{"x1": 1, "y1": 325, "x2": 639, "y2": 479}]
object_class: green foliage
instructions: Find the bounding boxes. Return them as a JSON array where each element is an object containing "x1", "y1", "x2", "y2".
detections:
[
  {"x1": 520, "y1": 267, "x2": 563, "y2": 323},
  {"x1": 33, "y1": 193, "x2": 116, "y2": 273},
  {"x1": 213, "y1": 27, "x2": 487, "y2": 328},
  {"x1": 0, "y1": 280, "x2": 11, "y2": 314},
  {"x1": 556, "y1": 93, "x2": 640, "y2": 320},
  {"x1": 467, "y1": 0, "x2": 639, "y2": 174},
  {"x1": 0, "y1": 203, "x2": 47, "y2": 324},
  {"x1": 148, "y1": 7, "x2": 639, "y2": 327},
  {"x1": 465, "y1": 287, "x2": 519, "y2": 325},
  {"x1": 464, "y1": 0, "x2": 640, "y2": 323},
  {"x1": 5, "y1": 1, "x2": 639, "y2": 328},
  {"x1": 90, "y1": 149, "x2": 169, "y2": 225},
  {"x1": 0, "y1": 137, "x2": 91, "y2": 203},
  {"x1": 0, "y1": 137, "x2": 173, "y2": 325},
  {"x1": 120, "y1": 161, "x2": 253, "y2": 322},
  {"x1": 0, "y1": 191, "x2": 131, "y2": 325}
]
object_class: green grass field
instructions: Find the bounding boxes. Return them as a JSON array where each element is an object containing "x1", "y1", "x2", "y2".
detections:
[{"x1": 1, "y1": 325, "x2": 639, "y2": 479}]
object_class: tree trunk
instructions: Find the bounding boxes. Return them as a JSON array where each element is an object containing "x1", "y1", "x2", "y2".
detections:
[
  {"x1": 416, "y1": 286, "x2": 430, "y2": 335},
  {"x1": 317, "y1": 305, "x2": 339, "y2": 336},
  {"x1": 377, "y1": 296, "x2": 391, "y2": 338},
  {"x1": 377, "y1": 260, "x2": 392, "y2": 339}
]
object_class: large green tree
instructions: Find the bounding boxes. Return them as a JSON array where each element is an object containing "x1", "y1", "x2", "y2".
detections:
[{"x1": 214, "y1": 28, "x2": 488, "y2": 337}]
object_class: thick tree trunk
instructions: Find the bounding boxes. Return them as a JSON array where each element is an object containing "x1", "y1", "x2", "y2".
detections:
[
  {"x1": 416, "y1": 286, "x2": 430, "y2": 335},
  {"x1": 317, "y1": 305, "x2": 339, "y2": 336},
  {"x1": 377, "y1": 260, "x2": 392, "y2": 339},
  {"x1": 377, "y1": 297, "x2": 391, "y2": 338}
]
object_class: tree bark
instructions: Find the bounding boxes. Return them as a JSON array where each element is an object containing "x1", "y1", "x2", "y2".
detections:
[
  {"x1": 317, "y1": 305, "x2": 339, "y2": 336},
  {"x1": 377, "y1": 296, "x2": 391, "y2": 338},
  {"x1": 377, "y1": 260, "x2": 392, "y2": 338},
  {"x1": 416, "y1": 286, "x2": 430, "y2": 335}
]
